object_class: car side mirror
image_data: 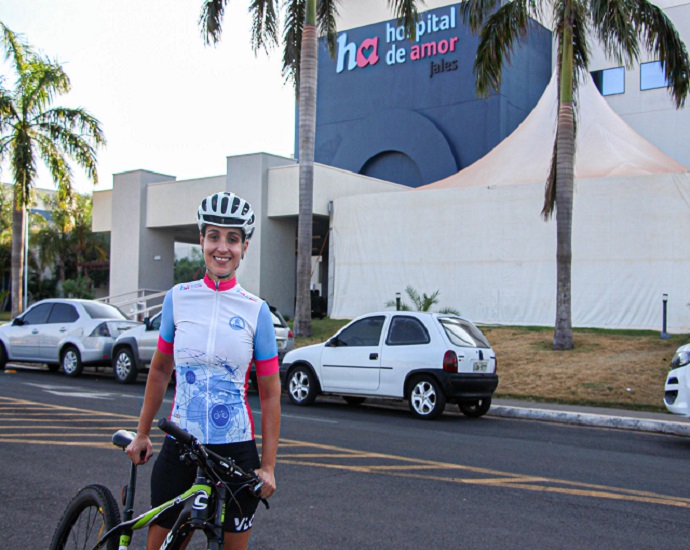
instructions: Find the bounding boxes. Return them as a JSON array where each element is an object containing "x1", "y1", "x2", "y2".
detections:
[
  {"x1": 326, "y1": 337, "x2": 339, "y2": 347},
  {"x1": 144, "y1": 317, "x2": 152, "y2": 330}
]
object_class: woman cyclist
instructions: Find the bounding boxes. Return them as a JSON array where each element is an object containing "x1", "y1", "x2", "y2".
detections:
[{"x1": 126, "y1": 191, "x2": 281, "y2": 550}]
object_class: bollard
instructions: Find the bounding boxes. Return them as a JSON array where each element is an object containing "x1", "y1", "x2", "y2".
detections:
[
  {"x1": 396, "y1": 292, "x2": 401, "y2": 311},
  {"x1": 661, "y1": 293, "x2": 670, "y2": 340}
]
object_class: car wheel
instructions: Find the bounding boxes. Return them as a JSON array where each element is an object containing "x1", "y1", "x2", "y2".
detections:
[
  {"x1": 113, "y1": 348, "x2": 138, "y2": 384},
  {"x1": 47, "y1": 364, "x2": 60, "y2": 373},
  {"x1": 287, "y1": 365, "x2": 318, "y2": 406},
  {"x1": 459, "y1": 398, "x2": 492, "y2": 418},
  {"x1": 343, "y1": 396, "x2": 366, "y2": 406},
  {"x1": 0, "y1": 343, "x2": 6, "y2": 371},
  {"x1": 61, "y1": 346, "x2": 83, "y2": 377},
  {"x1": 407, "y1": 375, "x2": 446, "y2": 420}
]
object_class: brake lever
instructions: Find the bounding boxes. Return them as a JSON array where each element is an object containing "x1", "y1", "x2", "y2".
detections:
[{"x1": 251, "y1": 479, "x2": 270, "y2": 509}]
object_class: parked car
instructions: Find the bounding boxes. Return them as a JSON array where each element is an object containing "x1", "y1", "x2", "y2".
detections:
[
  {"x1": 280, "y1": 311, "x2": 498, "y2": 419},
  {"x1": 111, "y1": 305, "x2": 294, "y2": 384},
  {"x1": 111, "y1": 312, "x2": 162, "y2": 383},
  {"x1": 0, "y1": 299, "x2": 141, "y2": 377},
  {"x1": 663, "y1": 343, "x2": 690, "y2": 415}
]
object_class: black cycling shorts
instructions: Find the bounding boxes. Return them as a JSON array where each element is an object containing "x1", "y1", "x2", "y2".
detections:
[{"x1": 150, "y1": 437, "x2": 261, "y2": 533}]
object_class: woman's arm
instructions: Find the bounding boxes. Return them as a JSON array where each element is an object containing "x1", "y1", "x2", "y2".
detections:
[{"x1": 255, "y1": 372, "x2": 281, "y2": 497}]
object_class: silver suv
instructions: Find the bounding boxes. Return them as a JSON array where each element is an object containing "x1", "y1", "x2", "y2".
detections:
[{"x1": 111, "y1": 306, "x2": 294, "y2": 384}]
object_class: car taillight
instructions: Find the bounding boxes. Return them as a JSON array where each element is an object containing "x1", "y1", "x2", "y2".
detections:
[
  {"x1": 288, "y1": 329, "x2": 294, "y2": 339},
  {"x1": 90, "y1": 323, "x2": 111, "y2": 337},
  {"x1": 443, "y1": 350, "x2": 458, "y2": 373}
]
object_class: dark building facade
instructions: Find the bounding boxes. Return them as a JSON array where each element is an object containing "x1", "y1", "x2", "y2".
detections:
[{"x1": 300, "y1": 3, "x2": 553, "y2": 187}]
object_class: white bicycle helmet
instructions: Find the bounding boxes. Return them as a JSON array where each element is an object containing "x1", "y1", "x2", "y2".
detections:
[{"x1": 197, "y1": 192, "x2": 255, "y2": 240}]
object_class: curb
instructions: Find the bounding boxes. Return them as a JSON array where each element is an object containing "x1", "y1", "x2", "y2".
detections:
[{"x1": 488, "y1": 405, "x2": 690, "y2": 437}]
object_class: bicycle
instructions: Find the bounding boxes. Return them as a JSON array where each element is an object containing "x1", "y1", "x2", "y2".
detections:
[{"x1": 50, "y1": 418, "x2": 268, "y2": 550}]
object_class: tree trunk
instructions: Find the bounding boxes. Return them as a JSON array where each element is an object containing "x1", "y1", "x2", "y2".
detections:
[
  {"x1": 553, "y1": 102, "x2": 574, "y2": 350},
  {"x1": 553, "y1": 4, "x2": 575, "y2": 350},
  {"x1": 10, "y1": 194, "x2": 25, "y2": 319},
  {"x1": 293, "y1": 6, "x2": 318, "y2": 338}
]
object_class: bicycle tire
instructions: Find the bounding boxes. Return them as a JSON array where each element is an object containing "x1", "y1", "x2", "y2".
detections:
[{"x1": 50, "y1": 484, "x2": 121, "y2": 550}]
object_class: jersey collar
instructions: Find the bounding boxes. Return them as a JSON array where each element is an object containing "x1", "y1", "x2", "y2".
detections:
[{"x1": 203, "y1": 273, "x2": 237, "y2": 291}]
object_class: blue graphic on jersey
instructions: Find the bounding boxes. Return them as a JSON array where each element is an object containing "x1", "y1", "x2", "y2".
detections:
[
  {"x1": 173, "y1": 348, "x2": 250, "y2": 443},
  {"x1": 211, "y1": 404, "x2": 231, "y2": 427},
  {"x1": 228, "y1": 316, "x2": 246, "y2": 330}
]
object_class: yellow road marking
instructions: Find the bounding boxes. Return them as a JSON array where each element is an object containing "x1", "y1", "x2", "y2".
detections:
[{"x1": 1, "y1": 396, "x2": 687, "y2": 509}]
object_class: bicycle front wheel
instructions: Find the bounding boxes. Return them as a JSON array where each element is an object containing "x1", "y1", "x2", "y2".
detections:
[{"x1": 50, "y1": 484, "x2": 121, "y2": 550}]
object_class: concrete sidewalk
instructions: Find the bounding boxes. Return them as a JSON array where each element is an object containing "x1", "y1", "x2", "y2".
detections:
[{"x1": 490, "y1": 398, "x2": 690, "y2": 437}]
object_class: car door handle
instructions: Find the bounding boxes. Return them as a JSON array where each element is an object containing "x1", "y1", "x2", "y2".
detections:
[
  {"x1": 369, "y1": 353, "x2": 378, "y2": 360},
  {"x1": 32, "y1": 329, "x2": 39, "y2": 335}
]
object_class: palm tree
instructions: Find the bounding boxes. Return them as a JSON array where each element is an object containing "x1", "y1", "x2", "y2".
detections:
[
  {"x1": 0, "y1": 22, "x2": 105, "y2": 318},
  {"x1": 32, "y1": 193, "x2": 107, "y2": 296},
  {"x1": 385, "y1": 285, "x2": 461, "y2": 315},
  {"x1": 199, "y1": 0, "x2": 421, "y2": 337},
  {"x1": 460, "y1": 0, "x2": 689, "y2": 350}
]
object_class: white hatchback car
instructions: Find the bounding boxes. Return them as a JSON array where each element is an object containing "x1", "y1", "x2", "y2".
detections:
[
  {"x1": 280, "y1": 311, "x2": 498, "y2": 419},
  {"x1": 0, "y1": 299, "x2": 141, "y2": 377},
  {"x1": 664, "y1": 343, "x2": 690, "y2": 415}
]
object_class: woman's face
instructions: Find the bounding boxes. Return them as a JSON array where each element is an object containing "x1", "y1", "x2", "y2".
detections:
[{"x1": 200, "y1": 226, "x2": 248, "y2": 280}]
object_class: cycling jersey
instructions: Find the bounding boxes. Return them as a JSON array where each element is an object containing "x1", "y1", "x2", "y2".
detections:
[{"x1": 157, "y1": 274, "x2": 278, "y2": 444}]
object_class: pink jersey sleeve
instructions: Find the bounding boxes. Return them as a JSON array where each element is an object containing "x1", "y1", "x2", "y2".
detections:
[
  {"x1": 157, "y1": 335, "x2": 174, "y2": 355},
  {"x1": 254, "y1": 356, "x2": 279, "y2": 376}
]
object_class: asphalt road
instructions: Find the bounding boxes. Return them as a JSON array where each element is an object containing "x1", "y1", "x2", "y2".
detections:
[{"x1": 2, "y1": 365, "x2": 690, "y2": 549}]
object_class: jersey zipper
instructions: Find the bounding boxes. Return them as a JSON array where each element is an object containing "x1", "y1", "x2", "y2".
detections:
[{"x1": 205, "y1": 279, "x2": 221, "y2": 439}]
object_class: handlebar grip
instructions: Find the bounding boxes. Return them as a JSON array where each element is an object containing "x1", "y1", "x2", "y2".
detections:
[{"x1": 158, "y1": 418, "x2": 194, "y2": 445}]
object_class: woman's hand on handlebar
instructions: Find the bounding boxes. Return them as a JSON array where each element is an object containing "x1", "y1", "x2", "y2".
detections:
[
  {"x1": 125, "y1": 433, "x2": 153, "y2": 465},
  {"x1": 254, "y1": 466, "x2": 276, "y2": 499}
]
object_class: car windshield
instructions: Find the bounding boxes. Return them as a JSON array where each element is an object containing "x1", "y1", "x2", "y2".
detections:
[
  {"x1": 438, "y1": 317, "x2": 491, "y2": 348},
  {"x1": 81, "y1": 302, "x2": 128, "y2": 320}
]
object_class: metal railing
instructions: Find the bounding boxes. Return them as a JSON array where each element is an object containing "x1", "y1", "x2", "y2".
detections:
[{"x1": 98, "y1": 289, "x2": 166, "y2": 321}]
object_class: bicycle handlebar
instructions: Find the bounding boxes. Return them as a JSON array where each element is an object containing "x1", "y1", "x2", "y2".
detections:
[
  {"x1": 157, "y1": 417, "x2": 265, "y2": 500},
  {"x1": 158, "y1": 417, "x2": 194, "y2": 446}
]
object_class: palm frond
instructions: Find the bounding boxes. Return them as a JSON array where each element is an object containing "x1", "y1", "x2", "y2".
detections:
[
  {"x1": 34, "y1": 107, "x2": 106, "y2": 147},
  {"x1": 318, "y1": 0, "x2": 340, "y2": 58},
  {"x1": 589, "y1": 0, "x2": 639, "y2": 66},
  {"x1": 631, "y1": 0, "x2": 690, "y2": 108},
  {"x1": 387, "y1": 0, "x2": 421, "y2": 40},
  {"x1": 282, "y1": 0, "x2": 305, "y2": 91},
  {"x1": 460, "y1": 0, "x2": 502, "y2": 34},
  {"x1": 542, "y1": 135, "x2": 559, "y2": 219},
  {"x1": 249, "y1": 0, "x2": 280, "y2": 53},
  {"x1": 404, "y1": 285, "x2": 422, "y2": 310},
  {"x1": 21, "y1": 57, "x2": 71, "y2": 118},
  {"x1": 0, "y1": 22, "x2": 31, "y2": 78},
  {"x1": 473, "y1": 0, "x2": 536, "y2": 96},
  {"x1": 199, "y1": 0, "x2": 227, "y2": 46}
]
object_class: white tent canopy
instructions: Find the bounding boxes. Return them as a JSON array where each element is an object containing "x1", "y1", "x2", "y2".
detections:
[{"x1": 329, "y1": 73, "x2": 690, "y2": 332}]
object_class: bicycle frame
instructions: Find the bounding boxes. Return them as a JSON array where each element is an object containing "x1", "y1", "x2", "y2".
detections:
[
  {"x1": 95, "y1": 470, "x2": 225, "y2": 549},
  {"x1": 81, "y1": 422, "x2": 262, "y2": 550}
]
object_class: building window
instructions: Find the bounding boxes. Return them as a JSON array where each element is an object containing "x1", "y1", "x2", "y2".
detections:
[
  {"x1": 640, "y1": 61, "x2": 668, "y2": 90},
  {"x1": 591, "y1": 66, "x2": 625, "y2": 96}
]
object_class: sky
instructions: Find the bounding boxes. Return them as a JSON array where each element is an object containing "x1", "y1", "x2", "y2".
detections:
[{"x1": 0, "y1": 0, "x2": 297, "y2": 194}]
